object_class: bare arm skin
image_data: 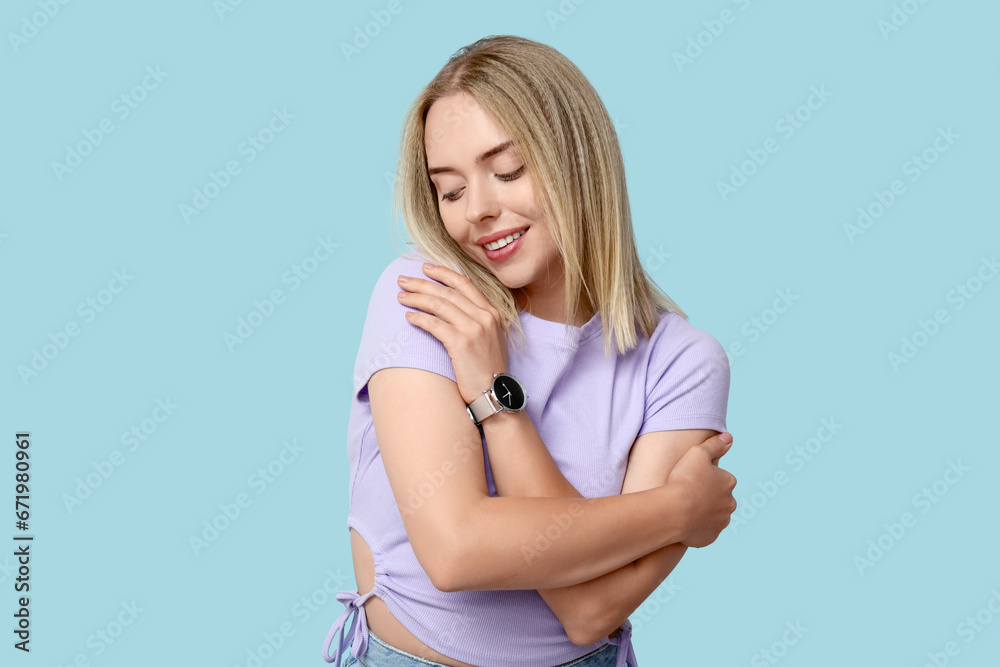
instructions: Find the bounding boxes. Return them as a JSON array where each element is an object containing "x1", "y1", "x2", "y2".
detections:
[
  {"x1": 367, "y1": 368, "x2": 734, "y2": 596},
  {"x1": 368, "y1": 368, "x2": 685, "y2": 590},
  {"x1": 482, "y1": 407, "x2": 716, "y2": 645}
]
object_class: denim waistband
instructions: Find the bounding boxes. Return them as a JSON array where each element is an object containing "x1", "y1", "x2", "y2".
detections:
[{"x1": 364, "y1": 627, "x2": 620, "y2": 667}]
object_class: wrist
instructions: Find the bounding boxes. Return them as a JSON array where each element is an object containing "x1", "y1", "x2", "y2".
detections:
[
  {"x1": 479, "y1": 407, "x2": 521, "y2": 430},
  {"x1": 469, "y1": 367, "x2": 510, "y2": 400},
  {"x1": 654, "y1": 483, "x2": 691, "y2": 547},
  {"x1": 465, "y1": 371, "x2": 527, "y2": 426}
]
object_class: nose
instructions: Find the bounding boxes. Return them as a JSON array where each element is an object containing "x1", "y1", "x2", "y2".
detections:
[{"x1": 463, "y1": 177, "x2": 501, "y2": 225}]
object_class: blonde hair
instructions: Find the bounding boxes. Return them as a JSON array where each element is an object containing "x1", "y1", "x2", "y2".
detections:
[{"x1": 391, "y1": 34, "x2": 687, "y2": 358}]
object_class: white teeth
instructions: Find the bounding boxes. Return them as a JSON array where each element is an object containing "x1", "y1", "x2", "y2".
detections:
[{"x1": 483, "y1": 229, "x2": 525, "y2": 251}]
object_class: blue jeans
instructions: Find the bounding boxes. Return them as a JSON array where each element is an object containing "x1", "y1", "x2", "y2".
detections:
[{"x1": 342, "y1": 628, "x2": 618, "y2": 667}]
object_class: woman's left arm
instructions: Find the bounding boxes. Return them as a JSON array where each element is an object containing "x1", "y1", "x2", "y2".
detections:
[{"x1": 482, "y1": 409, "x2": 715, "y2": 646}]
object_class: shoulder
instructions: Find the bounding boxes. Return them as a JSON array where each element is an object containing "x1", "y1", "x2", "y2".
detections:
[
  {"x1": 363, "y1": 250, "x2": 436, "y2": 310},
  {"x1": 649, "y1": 311, "x2": 726, "y2": 356},
  {"x1": 645, "y1": 311, "x2": 729, "y2": 379},
  {"x1": 370, "y1": 250, "x2": 433, "y2": 291},
  {"x1": 353, "y1": 249, "x2": 455, "y2": 397},
  {"x1": 636, "y1": 311, "x2": 730, "y2": 435}
]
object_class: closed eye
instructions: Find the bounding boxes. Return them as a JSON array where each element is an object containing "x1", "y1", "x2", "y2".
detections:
[{"x1": 440, "y1": 165, "x2": 526, "y2": 202}]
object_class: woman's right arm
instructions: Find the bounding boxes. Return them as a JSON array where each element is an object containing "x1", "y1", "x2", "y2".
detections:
[{"x1": 367, "y1": 367, "x2": 704, "y2": 592}]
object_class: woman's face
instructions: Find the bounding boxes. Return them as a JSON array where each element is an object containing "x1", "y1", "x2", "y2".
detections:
[{"x1": 424, "y1": 91, "x2": 562, "y2": 310}]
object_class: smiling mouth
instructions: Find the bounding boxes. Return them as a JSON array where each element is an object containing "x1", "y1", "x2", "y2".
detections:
[{"x1": 481, "y1": 227, "x2": 528, "y2": 251}]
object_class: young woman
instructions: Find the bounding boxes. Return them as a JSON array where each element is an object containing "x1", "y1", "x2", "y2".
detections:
[{"x1": 323, "y1": 35, "x2": 737, "y2": 667}]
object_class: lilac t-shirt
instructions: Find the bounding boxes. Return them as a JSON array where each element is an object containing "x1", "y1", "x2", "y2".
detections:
[{"x1": 323, "y1": 250, "x2": 730, "y2": 667}]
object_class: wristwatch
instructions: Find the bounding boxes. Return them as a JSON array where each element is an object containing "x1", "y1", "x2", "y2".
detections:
[{"x1": 466, "y1": 373, "x2": 528, "y2": 426}]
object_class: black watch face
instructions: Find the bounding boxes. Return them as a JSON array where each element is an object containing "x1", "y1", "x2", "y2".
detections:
[{"x1": 493, "y1": 374, "x2": 525, "y2": 410}]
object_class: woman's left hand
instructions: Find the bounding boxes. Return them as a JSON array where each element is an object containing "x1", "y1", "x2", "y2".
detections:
[{"x1": 396, "y1": 263, "x2": 509, "y2": 406}]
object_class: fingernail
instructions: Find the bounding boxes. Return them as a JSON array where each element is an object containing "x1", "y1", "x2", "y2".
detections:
[
  {"x1": 719, "y1": 432, "x2": 733, "y2": 445},
  {"x1": 423, "y1": 263, "x2": 434, "y2": 270},
  {"x1": 397, "y1": 275, "x2": 408, "y2": 283}
]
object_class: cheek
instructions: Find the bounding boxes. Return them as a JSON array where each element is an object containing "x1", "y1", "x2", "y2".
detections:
[
  {"x1": 513, "y1": 183, "x2": 543, "y2": 219},
  {"x1": 439, "y1": 208, "x2": 463, "y2": 241}
]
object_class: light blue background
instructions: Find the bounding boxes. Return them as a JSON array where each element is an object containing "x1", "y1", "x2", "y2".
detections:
[{"x1": 3, "y1": 1, "x2": 998, "y2": 665}]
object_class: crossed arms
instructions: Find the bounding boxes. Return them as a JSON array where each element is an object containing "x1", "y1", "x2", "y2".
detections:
[{"x1": 369, "y1": 367, "x2": 730, "y2": 646}]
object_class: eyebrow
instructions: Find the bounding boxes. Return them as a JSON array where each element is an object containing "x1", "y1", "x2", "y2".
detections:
[{"x1": 427, "y1": 141, "x2": 514, "y2": 176}]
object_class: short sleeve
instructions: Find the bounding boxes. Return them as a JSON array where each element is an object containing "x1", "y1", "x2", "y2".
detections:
[
  {"x1": 352, "y1": 254, "x2": 457, "y2": 402},
  {"x1": 637, "y1": 316, "x2": 730, "y2": 436}
]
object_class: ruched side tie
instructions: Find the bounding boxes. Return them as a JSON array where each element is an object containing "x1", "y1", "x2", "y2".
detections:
[
  {"x1": 606, "y1": 618, "x2": 638, "y2": 667},
  {"x1": 322, "y1": 588, "x2": 377, "y2": 665}
]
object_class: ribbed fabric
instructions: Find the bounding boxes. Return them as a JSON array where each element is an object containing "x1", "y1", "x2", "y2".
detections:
[{"x1": 323, "y1": 250, "x2": 729, "y2": 667}]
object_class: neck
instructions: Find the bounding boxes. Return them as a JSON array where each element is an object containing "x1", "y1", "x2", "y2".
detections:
[{"x1": 517, "y1": 290, "x2": 594, "y2": 327}]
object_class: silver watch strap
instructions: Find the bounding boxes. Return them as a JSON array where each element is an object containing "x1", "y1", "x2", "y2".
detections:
[{"x1": 467, "y1": 389, "x2": 499, "y2": 425}]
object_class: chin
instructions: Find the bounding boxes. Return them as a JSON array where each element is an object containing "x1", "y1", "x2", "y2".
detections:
[{"x1": 498, "y1": 271, "x2": 532, "y2": 291}]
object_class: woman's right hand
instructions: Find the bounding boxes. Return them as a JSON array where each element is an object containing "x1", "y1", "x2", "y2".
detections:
[{"x1": 665, "y1": 432, "x2": 738, "y2": 548}]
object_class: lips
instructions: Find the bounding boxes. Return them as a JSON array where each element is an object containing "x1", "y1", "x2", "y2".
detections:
[
  {"x1": 476, "y1": 226, "x2": 530, "y2": 247},
  {"x1": 482, "y1": 227, "x2": 527, "y2": 261}
]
